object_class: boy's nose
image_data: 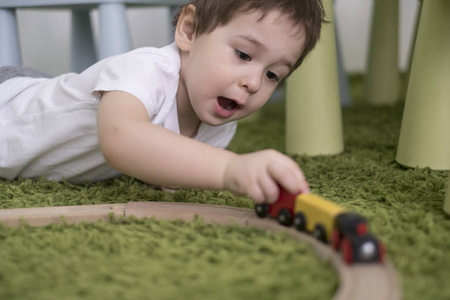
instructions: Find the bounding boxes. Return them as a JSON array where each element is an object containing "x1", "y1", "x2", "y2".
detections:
[{"x1": 240, "y1": 73, "x2": 262, "y2": 94}]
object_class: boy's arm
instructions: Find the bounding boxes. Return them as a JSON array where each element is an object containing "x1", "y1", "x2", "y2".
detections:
[{"x1": 97, "y1": 91, "x2": 309, "y2": 203}]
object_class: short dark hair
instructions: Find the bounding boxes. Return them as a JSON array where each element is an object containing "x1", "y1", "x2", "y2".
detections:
[{"x1": 172, "y1": 0, "x2": 327, "y2": 70}]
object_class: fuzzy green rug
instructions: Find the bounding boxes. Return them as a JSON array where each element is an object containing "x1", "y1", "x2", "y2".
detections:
[
  {"x1": 1, "y1": 75, "x2": 450, "y2": 300},
  {"x1": 0, "y1": 217, "x2": 336, "y2": 300}
]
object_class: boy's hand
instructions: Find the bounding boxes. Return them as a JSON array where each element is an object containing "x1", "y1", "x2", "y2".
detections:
[{"x1": 223, "y1": 149, "x2": 309, "y2": 204}]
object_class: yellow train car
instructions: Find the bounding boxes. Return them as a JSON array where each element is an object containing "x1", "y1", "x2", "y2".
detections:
[{"x1": 293, "y1": 193, "x2": 346, "y2": 243}]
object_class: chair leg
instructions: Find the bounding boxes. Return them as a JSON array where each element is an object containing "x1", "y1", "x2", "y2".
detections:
[
  {"x1": 335, "y1": 18, "x2": 351, "y2": 107},
  {"x1": 168, "y1": 5, "x2": 180, "y2": 42},
  {"x1": 71, "y1": 10, "x2": 96, "y2": 73},
  {"x1": 444, "y1": 175, "x2": 450, "y2": 216},
  {"x1": 98, "y1": 3, "x2": 132, "y2": 60},
  {"x1": 285, "y1": 0, "x2": 343, "y2": 156},
  {"x1": 396, "y1": 0, "x2": 450, "y2": 170},
  {"x1": 400, "y1": 1, "x2": 422, "y2": 100},
  {"x1": 364, "y1": 0, "x2": 400, "y2": 105},
  {"x1": 0, "y1": 8, "x2": 22, "y2": 66}
]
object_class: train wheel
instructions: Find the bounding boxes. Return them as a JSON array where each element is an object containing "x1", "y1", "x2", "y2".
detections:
[
  {"x1": 313, "y1": 224, "x2": 327, "y2": 243},
  {"x1": 255, "y1": 204, "x2": 269, "y2": 218},
  {"x1": 343, "y1": 234, "x2": 381, "y2": 263},
  {"x1": 293, "y1": 212, "x2": 307, "y2": 231},
  {"x1": 277, "y1": 208, "x2": 292, "y2": 226},
  {"x1": 331, "y1": 229, "x2": 341, "y2": 250},
  {"x1": 341, "y1": 238, "x2": 354, "y2": 264}
]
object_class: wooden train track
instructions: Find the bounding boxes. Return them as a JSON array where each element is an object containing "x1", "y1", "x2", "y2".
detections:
[{"x1": 0, "y1": 201, "x2": 401, "y2": 300}]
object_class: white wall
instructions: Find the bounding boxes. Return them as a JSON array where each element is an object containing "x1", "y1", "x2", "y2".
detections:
[{"x1": 15, "y1": 0, "x2": 420, "y2": 76}]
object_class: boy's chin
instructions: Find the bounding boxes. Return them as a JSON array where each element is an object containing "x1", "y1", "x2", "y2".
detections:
[{"x1": 199, "y1": 115, "x2": 233, "y2": 127}]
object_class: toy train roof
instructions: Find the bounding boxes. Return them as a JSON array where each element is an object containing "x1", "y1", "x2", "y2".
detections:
[{"x1": 296, "y1": 193, "x2": 347, "y2": 216}]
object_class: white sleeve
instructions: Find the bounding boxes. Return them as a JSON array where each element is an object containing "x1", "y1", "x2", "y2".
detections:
[{"x1": 91, "y1": 53, "x2": 166, "y2": 119}]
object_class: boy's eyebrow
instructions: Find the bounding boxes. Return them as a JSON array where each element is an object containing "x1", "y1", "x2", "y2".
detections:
[
  {"x1": 237, "y1": 34, "x2": 266, "y2": 50},
  {"x1": 236, "y1": 34, "x2": 295, "y2": 70}
]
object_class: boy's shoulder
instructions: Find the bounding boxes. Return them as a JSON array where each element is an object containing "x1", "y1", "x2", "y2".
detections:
[
  {"x1": 92, "y1": 42, "x2": 181, "y2": 92},
  {"x1": 123, "y1": 43, "x2": 180, "y2": 71},
  {"x1": 90, "y1": 43, "x2": 181, "y2": 118}
]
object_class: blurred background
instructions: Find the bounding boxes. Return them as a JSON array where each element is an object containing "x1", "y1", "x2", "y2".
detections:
[{"x1": 13, "y1": 0, "x2": 420, "y2": 76}]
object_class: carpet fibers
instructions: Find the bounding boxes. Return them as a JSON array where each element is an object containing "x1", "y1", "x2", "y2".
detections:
[{"x1": 0, "y1": 78, "x2": 449, "y2": 299}]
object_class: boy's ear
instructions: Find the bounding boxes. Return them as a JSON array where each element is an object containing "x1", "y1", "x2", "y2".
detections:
[{"x1": 175, "y1": 4, "x2": 196, "y2": 52}]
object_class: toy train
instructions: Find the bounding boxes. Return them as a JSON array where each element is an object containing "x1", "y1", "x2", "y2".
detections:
[{"x1": 255, "y1": 190, "x2": 385, "y2": 264}]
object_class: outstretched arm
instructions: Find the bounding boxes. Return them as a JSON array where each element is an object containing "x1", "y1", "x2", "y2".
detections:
[{"x1": 97, "y1": 91, "x2": 309, "y2": 203}]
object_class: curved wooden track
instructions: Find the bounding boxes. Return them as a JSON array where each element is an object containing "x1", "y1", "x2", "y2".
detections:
[{"x1": 0, "y1": 201, "x2": 401, "y2": 300}]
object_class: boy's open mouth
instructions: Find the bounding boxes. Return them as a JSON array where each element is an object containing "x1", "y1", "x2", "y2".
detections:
[{"x1": 218, "y1": 96, "x2": 238, "y2": 111}]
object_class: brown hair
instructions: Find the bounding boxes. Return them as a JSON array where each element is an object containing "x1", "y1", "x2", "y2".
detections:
[{"x1": 172, "y1": 0, "x2": 327, "y2": 71}]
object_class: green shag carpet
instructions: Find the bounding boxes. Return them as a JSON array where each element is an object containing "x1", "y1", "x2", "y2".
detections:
[{"x1": 1, "y1": 75, "x2": 449, "y2": 300}]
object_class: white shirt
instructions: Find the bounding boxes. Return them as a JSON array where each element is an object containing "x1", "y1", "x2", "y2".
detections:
[{"x1": 0, "y1": 43, "x2": 236, "y2": 183}]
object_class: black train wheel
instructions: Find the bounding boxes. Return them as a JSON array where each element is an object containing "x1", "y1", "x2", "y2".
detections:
[
  {"x1": 255, "y1": 204, "x2": 270, "y2": 218},
  {"x1": 341, "y1": 234, "x2": 382, "y2": 264},
  {"x1": 293, "y1": 212, "x2": 307, "y2": 231},
  {"x1": 278, "y1": 208, "x2": 292, "y2": 226},
  {"x1": 313, "y1": 223, "x2": 327, "y2": 243}
]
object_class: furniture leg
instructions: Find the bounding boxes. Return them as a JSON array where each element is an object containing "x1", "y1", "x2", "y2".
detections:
[
  {"x1": 0, "y1": 8, "x2": 22, "y2": 66},
  {"x1": 444, "y1": 174, "x2": 450, "y2": 215},
  {"x1": 71, "y1": 10, "x2": 96, "y2": 73},
  {"x1": 396, "y1": 0, "x2": 450, "y2": 170},
  {"x1": 98, "y1": 2, "x2": 132, "y2": 60},
  {"x1": 285, "y1": 0, "x2": 343, "y2": 156},
  {"x1": 335, "y1": 16, "x2": 351, "y2": 107},
  {"x1": 168, "y1": 5, "x2": 180, "y2": 42},
  {"x1": 364, "y1": 0, "x2": 400, "y2": 105}
]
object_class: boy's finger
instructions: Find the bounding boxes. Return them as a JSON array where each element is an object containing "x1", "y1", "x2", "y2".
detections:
[
  {"x1": 246, "y1": 185, "x2": 266, "y2": 203},
  {"x1": 268, "y1": 159, "x2": 309, "y2": 195},
  {"x1": 258, "y1": 174, "x2": 280, "y2": 203},
  {"x1": 293, "y1": 167, "x2": 310, "y2": 194}
]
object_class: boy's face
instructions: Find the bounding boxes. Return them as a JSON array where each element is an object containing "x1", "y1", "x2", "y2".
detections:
[{"x1": 177, "y1": 8, "x2": 306, "y2": 126}]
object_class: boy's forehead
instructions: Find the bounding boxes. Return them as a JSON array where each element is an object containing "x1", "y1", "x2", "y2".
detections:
[{"x1": 231, "y1": 9, "x2": 306, "y2": 42}]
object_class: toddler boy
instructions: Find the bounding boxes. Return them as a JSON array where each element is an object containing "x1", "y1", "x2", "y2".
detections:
[{"x1": 0, "y1": 0, "x2": 325, "y2": 203}]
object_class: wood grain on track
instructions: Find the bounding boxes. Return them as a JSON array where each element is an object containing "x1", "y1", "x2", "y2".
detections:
[{"x1": 0, "y1": 201, "x2": 401, "y2": 300}]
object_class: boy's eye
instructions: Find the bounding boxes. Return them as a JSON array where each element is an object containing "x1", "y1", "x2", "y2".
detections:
[
  {"x1": 235, "y1": 49, "x2": 251, "y2": 61},
  {"x1": 266, "y1": 71, "x2": 279, "y2": 82}
]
